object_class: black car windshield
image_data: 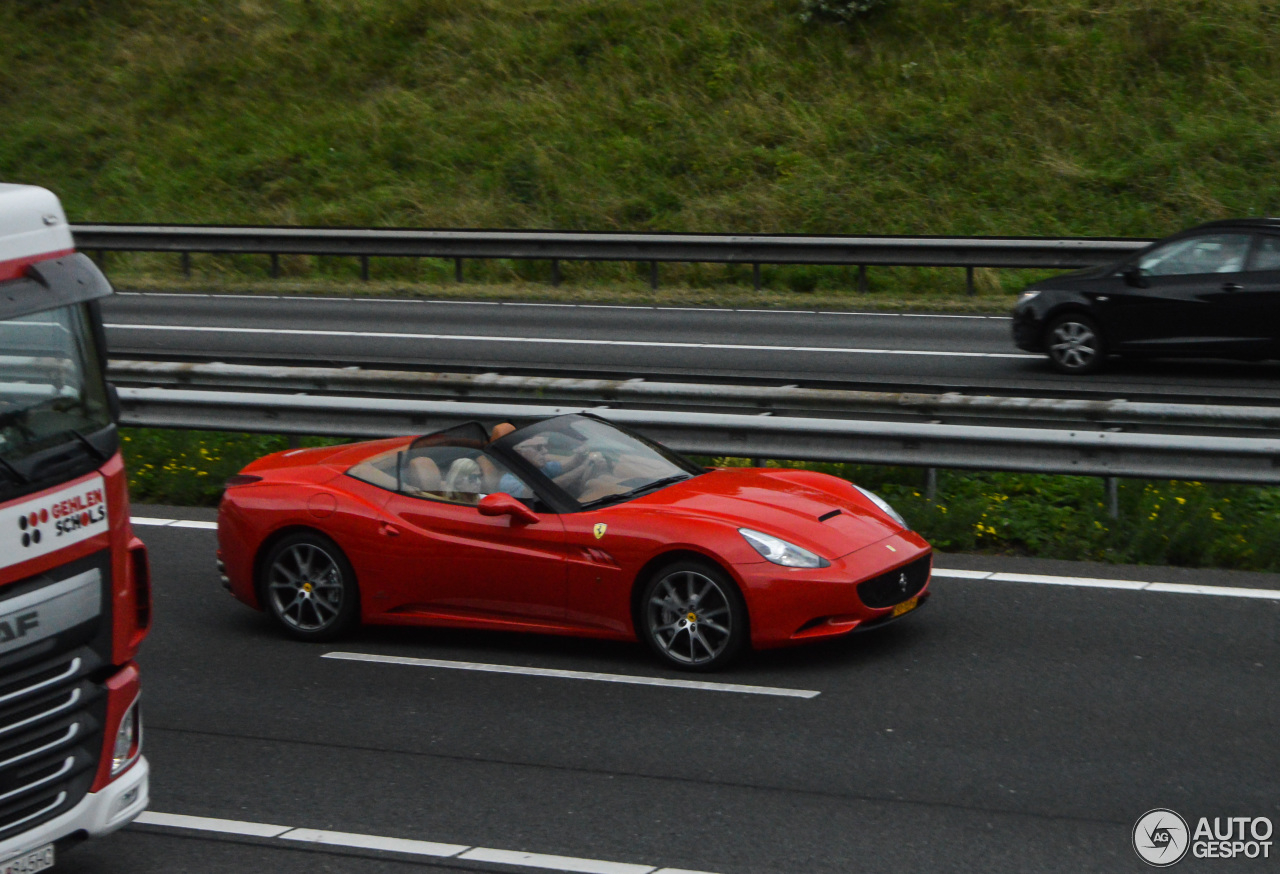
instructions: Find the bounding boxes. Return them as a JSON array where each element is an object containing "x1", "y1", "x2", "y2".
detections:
[
  {"x1": 493, "y1": 415, "x2": 702, "y2": 507},
  {"x1": 0, "y1": 303, "x2": 112, "y2": 485}
]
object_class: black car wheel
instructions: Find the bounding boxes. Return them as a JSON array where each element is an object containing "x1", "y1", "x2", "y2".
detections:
[
  {"x1": 1045, "y1": 313, "x2": 1106, "y2": 375},
  {"x1": 260, "y1": 532, "x2": 360, "y2": 641},
  {"x1": 639, "y1": 560, "x2": 748, "y2": 671}
]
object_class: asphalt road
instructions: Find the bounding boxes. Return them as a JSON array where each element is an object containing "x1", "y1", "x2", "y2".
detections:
[
  {"x1": 102, "y1": 292, "x2": 1280, "y2": 403},
  {"x1": 54, "y1": 506, "x2": 1280, "y2": 873}
]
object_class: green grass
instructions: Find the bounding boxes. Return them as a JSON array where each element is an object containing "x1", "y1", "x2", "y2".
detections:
[
  {"x1": 119, "y1": 428, "x2": 1280, "y2": 572},
  {"x1": 5, "y1": 2, "x2": 1280, "y2": 264}
]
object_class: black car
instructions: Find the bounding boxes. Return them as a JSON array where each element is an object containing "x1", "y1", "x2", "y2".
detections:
[{"x1": 1012, "y1": 218, "x2": 1280, "y2": 374}]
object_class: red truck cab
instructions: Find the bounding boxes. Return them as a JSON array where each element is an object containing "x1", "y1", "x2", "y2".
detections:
[{"x1": 0, "y1": 185, "x2": 150, "y2": 871}]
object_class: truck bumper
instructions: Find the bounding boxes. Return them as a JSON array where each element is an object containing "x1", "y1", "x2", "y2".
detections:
[{"x1": 0, "y1": 756, "x2": 149, "y2": 863}]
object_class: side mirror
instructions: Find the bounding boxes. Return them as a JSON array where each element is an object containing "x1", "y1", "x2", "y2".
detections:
[
  {"x1": 478, "y1": 492, "x2": 541, "y2": 524},
  {"x1": 1121, "y1": 265, "x2": 1148, "y2": 288}
]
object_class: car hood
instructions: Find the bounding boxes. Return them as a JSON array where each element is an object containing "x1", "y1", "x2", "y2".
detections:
[{"x1": 639, "y1": 468, "x2": 903, "y2": 559}]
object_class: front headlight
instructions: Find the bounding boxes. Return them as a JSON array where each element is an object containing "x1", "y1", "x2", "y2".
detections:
[
  {"x1": 739, "y1": 528, "x2": 829, "y2": 568},
  {"x1": 111, "y1": 700, "x2": 142, "y2": 776},
  {"x1": 1017, "y1": 289, "x2": 1041, "y2": 304},
  {"x1": 854, "y1": 485, "x2": 906, "y2": 527}
]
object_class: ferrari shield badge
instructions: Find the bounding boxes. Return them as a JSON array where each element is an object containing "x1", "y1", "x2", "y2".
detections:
[{"x1": 593, "y1": 523, "x2": 608, "y2": 540}]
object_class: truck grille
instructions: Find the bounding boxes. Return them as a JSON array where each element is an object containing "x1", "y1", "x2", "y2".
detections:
[
  {"x1": 0, "y1": 648, "x2": 105, "y2": 841},
  {"x1": 857, "y1": 554, "x2": 931, "y2": 609}
]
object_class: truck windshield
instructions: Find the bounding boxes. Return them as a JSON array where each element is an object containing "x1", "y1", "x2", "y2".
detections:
[{"x1": 0, "y1": 302, "x2": 113, "y2": 498}]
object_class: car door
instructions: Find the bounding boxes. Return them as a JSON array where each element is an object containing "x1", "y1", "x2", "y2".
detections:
[
  {"x1": 378, "y1": 449, "x2": 570, "y2": 624},
  {"x1": 1223, "y1": 231, "x2": 1280, "y2": 355},
  {"x1": 1106, "y1": 232, "x2": 1250, "y2": 352}
]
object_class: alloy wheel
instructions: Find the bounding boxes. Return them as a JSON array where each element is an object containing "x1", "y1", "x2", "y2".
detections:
[
  {"x1": 267, "y1": 541, "x2": 347, "y2": 633},
  {"x1": 645, "y1": 569, "x2": 736, "y2": 667}
]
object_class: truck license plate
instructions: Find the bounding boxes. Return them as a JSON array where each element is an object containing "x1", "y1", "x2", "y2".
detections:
[{"x1": 1, "y1": 845, "x2": 54, "y2": 874}]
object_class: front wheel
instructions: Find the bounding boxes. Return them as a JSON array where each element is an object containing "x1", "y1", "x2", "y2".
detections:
[
  {"x1": 1045, "y1": 313, "x2": 1107, "y2": 375},
  {"x1": 639, "y1": 560, "x2": 748, "y2": 671},
  {"x1": 260, "y1": 532, "x2": 360, "y2": 641}
]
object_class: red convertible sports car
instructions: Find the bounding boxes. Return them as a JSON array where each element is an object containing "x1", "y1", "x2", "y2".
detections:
[{"x1": 216, "y1": 414, "x2": 932, "y2": 670}]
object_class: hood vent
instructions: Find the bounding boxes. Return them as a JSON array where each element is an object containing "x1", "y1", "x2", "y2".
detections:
[{"x1": 818, "y1": 509, "x2": 842, "y2": 522}]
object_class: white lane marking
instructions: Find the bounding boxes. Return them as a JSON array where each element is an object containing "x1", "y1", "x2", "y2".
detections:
[
  {"x1": 135, "y1": 811, "x2": 290, "y2": 838},
  {"x1": 933, "y1": 569, "x2": 1280, "y2": 600},
  {"x1": 127, "y1": 515, "x2": 1280, "y2": 601},
  {"x1": 322, "y1": 652, "x2": 821, "y2": 699},
  {"x1": 459, "y1": 848, "x2": 653, "y2": 874},
  {"x1": 281, "y1": 828, "x2": 468, "y2": 857},
  {"x1": 130, "y1": 517, "x2": 217, "y2": 530},
  {"x1": 116, "y1": 291, "x2": 1012, "y2": 320},
  {"x1": 133, "y1": 810, "x2": 720, "y2": 873},
  {"x1": 105, "y1": 322, "x2": 1037, "y2": 359}
]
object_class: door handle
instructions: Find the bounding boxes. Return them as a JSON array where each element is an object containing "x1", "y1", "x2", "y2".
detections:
[
  {"x1": 1222, "y1": 283, "x2": 1243, "y2": 292},
  {"x1": 379, "y1": 523, "x2": 400, "y2": 537}
]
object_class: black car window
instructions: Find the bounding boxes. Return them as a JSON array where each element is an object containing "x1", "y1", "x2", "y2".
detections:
[
  {"x1": 1137, "y1": 233, "x2": 1251, "y2": 277},
  {"x1": 1247, "y1": 234, "x2": 1280, "y2": 272}
]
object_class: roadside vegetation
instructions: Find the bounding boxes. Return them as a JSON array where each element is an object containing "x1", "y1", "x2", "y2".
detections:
[
  {"x1": 5, "y1": 1, "x2": 1280, "y2": 300},
  {"x1": 121, "y1": 429, "x2": 1280, "y2": 573}
]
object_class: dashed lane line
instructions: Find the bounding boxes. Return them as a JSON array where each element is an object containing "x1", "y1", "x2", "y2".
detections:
[
  {"x1": 133, "y1": 811, "x2": 716, "y2": 874},
  {"x1": 131, "y1": 516, "x2": 1280, "y2": 601},
  {"x1": 323, "y1": 651, "x2": 821, "y2": 699}
]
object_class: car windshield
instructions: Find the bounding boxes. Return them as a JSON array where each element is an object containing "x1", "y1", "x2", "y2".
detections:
[
  {"x1": 0, "y1": 303, "x2": 112, "y2": 497},
  {"x1": 493, "y1": 415, "x2": 702, "y2": 507}
]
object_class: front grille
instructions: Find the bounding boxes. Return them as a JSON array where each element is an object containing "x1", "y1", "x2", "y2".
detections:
[
  {"x1": 857, "y1": 554, "x2": 931, "y2": 609},
  {"x1": 0, "y1": 648, "x2": 104, "y2": 841}
]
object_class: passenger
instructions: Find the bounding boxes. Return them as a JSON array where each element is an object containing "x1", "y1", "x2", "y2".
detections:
[{"x1": 443, "y1": 457, "x2": 485, "y2": 502}]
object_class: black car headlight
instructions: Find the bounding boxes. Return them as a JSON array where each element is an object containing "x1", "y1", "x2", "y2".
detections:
[{"x1": 1016, "y1": 289, "x2": 1041, "y2": 305}]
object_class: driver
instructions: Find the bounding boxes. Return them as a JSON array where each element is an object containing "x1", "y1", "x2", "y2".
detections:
[{"x1": 500, "y1": 433, "x2": 610, "y2": 499}]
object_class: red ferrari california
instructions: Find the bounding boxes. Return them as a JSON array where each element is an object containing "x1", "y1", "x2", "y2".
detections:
[{"x1": 216, "y1": 414, "x2": 931, "y2": 670}]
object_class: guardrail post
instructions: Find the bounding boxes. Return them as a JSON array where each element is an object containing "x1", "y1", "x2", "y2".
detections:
[
  {"x1": 360, "y1": 255, "x2": 370, "y2": 281},
  {"x1": 270, "y1": 253, "x2": 280, "y2": 278},
  {"x1": 1106, "y1": 476, "x2": 1119, "y2": 519},
  {"x1": 925, "y1": 467, "x2": 938, "y2": 500},
  {"x1": 180, "y1": 252, "x2": 190, "y2": 277},
  {"x1": 753, "y1": 263, "x2": 761, "y2": 291},
  {"x1": 455, "y1": 258, "x2": 464, "y2": 282},
  {"x1": 551, "y1": 259, "x2": 561, "y2": 287},
  {"x1": 650, "y1": 261, "x2": 659, "y2": 290},
  {"x1": 858, "y1": 265, "x2": 867, "y2": 294},
  {"x1": 966, "y1": 266, "x2": 975, "y2": 296}
]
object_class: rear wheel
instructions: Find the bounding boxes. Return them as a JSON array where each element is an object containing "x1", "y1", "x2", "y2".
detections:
[
  {"x1": 260, "y1": 532, "x2": 359, "y2": 641},
  {"x1": 639, "y1": 560, "x2": 747, "y2": 671},
  {"x1": 1045, "y1": 313, "x2": 1106, "y2": 375}
]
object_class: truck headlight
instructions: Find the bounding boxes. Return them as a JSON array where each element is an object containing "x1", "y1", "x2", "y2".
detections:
[{"x1": 111, "y1": 700, "x2": 142, "y2": 776}]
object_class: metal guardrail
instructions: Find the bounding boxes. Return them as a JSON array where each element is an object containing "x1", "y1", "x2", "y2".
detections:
[
  {"x1": 112, "y1": 363, "x2": 1280, "y2": 484},
  {"x1": 73, "y1": 224, "x2": 1153, "y2": 291},
  {"x1": 107, "y1": 361, "x2": 1280, "y2": 436}
]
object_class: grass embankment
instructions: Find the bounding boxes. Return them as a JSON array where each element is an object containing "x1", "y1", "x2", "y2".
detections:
[
  {"x1": 5, "y1": 1, "x2": 1280, "y2": 298},
  {"x1": 122, "y1": 429, "x2": 1280, "y2": 573}
]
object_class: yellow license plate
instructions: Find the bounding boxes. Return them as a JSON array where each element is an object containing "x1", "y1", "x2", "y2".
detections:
[{"x1": 891, "y1": 596, "x2": 919, "y2": 618}]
